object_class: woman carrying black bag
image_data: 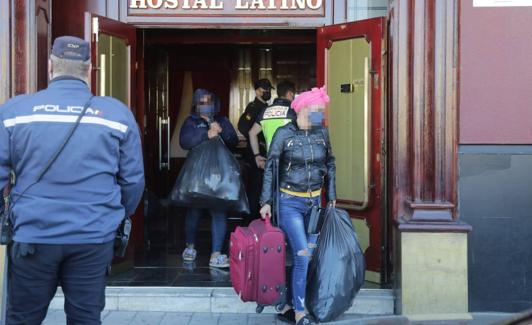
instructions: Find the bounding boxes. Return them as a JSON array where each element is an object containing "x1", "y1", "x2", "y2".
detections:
[
  {"x1": 178, "y1": 89, "x2": 238, "y2": 268},
  {"x1": 259, "y1": 87, "x2": 336, "y2": 325}
]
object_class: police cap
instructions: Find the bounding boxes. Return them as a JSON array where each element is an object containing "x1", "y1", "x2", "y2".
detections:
[
  {"x1": 254, "y1": 79, "x2": 274, "y2": 90},
  {"x1": 52, "y1": 36, "x2": 90, "y2": 61}
]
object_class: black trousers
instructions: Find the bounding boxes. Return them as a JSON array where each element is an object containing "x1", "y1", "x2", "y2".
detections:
[{"x1": 7, "y1": 241, "x2": 114, "y2": 325}]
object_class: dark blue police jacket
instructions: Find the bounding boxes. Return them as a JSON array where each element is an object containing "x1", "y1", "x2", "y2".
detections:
[{"x1": 0, "y1": 77, "x2": 145, "y2": 244}]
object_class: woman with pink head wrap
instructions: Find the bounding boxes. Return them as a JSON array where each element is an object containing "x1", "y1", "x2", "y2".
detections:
[
  {"x1": 291, "y1": 87, "x2": 330, "y2": 112},
  {"x1": 259, "y1": 86, "x2": 336, "y2": 325},
  {"x1": 292, "y1": 87, "x2": 330, "y2": 130}
]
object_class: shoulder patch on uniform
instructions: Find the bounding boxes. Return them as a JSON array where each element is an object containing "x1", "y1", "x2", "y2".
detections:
[
  {"x1": 263, "y1": 106, "x2": 289, "y2": 119},
  {"x1": 245, "y1": 114, "x2": 251, "y2": 120}
]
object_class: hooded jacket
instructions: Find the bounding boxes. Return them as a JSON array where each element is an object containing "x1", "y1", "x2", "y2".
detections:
[{"x1": 179, "y1": 89, "x2": 238, "y2": 150}]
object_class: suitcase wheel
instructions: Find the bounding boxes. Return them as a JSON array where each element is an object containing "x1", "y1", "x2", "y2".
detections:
[
  {"x1": 275, "y1": 303, "x2": 286, "y2": 312},
  {"x1": 256, "y1": 305, "x2": 264, "y2": 314}
]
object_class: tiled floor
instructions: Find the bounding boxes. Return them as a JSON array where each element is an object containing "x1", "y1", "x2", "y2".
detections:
[
  {"x1": 108, "y1": 216, "x2": 379, "y2": 289},
  {"x1": 107, "y1": 243, "x2": 233, "y2": 287},
  {"x1": 107, "y1": 265, "x2": 232, "y2": 287},
  {"x1": 42, "y1": 310, "x2": 515, "y2": 325},
  {"x1": 107, "y1": 251, "x2": 378, "y2": 289},
  {"x1": 42, "y1": 310, "x2": 376, "y2": 325}
]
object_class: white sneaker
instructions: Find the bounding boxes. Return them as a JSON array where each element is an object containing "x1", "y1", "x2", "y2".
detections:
[
  {"x1": 182, "y1": 247, "x2": 197, "y2": 262},
  {"x1": 209, "y1": 254, "x2": 229, "y2": 268}
]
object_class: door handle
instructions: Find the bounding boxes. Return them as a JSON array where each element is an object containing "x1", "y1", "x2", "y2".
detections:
[
  {"x1": 166, "y1": 117, "x2": 170, "y2": 171},
  {"x1": 158, "y1": 116, "x2": 163, "y2": 170},
  {"x1": 158, "y1": 117, "x2": 170, "y2": 171},
  {"x1": 159, "y1": 117, "x2": 170, "y2": 171},
  {"x1": 98, "y1": 54, "x2": 106, "y2": 96}
]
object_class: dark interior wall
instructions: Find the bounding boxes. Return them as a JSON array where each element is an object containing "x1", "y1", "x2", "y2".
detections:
[
  {"x1": 169, "y1": 45, "x2": 233, "y2": 118},
  {"x1": 460, "y1": 1, "x2": 532, "y2": 144},
  {"x1": 459, "y1": 145, "x2": 532, "y2": 312},
  {"x1": 144, "y1": 44, "x2": 233, "y2": 197},
  {"x1": 144, "y1": 40, "x2": 316, "y2": 196}
]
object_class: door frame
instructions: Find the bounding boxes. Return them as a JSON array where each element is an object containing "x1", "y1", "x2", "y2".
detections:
[
  {"x1": 84, "y1": 13, "x2": 138, "y2": 115},
  {"x1": 84, "y1": 13, "x2": 145, "y2": 260},
  {"x1": 316, "y1": 17, "x2": 386, "y2": 282}
]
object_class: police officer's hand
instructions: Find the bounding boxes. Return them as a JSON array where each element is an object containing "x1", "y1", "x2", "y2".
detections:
[
  {"x1": 260, "y1": 204, "x2": 271, "y2": 220},
  {"x1": 255, "y1": 155, "x2": 266, "y2": 169}
]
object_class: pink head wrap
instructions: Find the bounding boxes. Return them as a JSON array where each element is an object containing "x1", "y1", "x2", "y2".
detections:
[{"x1": 291, "y1": 87, "x2": 330, "y2": 113}]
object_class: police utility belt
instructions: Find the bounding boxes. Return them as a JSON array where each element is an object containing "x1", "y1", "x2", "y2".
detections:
[{"x1": 0, "y1": 96, "x2": 131, "y2": 257}]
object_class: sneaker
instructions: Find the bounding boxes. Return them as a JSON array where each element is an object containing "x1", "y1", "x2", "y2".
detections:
[
  {"x1": 277, "y1": 309, "x2": 296, "y2": 324},
  {"x1": 209, "y1": 254, "x2": 230, "y2": 268},
  {"x1": 182, "y1": 247, "x2": 197, "y2": 262},
  {"x1": 296, "y1": 315, "x2": 315, "y2": 325}
]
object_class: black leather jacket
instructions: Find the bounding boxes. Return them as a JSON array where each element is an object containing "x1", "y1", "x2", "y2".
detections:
[{"x1": 260, "y1": 123, "x2": 336, "y2": 205}]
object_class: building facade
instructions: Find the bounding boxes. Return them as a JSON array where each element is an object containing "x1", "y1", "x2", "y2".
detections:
[{"x1": 1, "y1": 0, "x2": 531, "y2": 317}]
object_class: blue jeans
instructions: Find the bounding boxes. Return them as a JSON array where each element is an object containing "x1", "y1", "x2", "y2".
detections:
[
  {"x1": 278, "y1": 192, "x2": 320, "y2": 312},
  {"x1": 185, "y1": 208, "x2": 227, "y2": 253}
]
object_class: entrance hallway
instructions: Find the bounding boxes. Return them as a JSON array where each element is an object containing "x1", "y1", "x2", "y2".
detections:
[
  {"x1": 106, "y1": 239, "x2": 379, "y2": 288},
  {"x1": 124, "y1": 25, "x2": 387, "y2": 286}
]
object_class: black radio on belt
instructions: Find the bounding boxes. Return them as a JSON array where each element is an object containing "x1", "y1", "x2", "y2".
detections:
[
  {"x1": 0, "y1": 210, "x2": 13, "y2": 245},
  {"x1": 114, "y1": 216, "x2": 132, "y2": 258},
  {"x1": 1, "y1": 193, "x2": 13, "y2": 245}
]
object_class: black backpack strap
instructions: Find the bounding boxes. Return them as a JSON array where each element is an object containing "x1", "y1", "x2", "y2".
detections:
[
  {"x1": 272, "y1": 158, "x2": 281, "y2": 227},
  {"x1": 36, "y1": 95, "x2": 94, "y2": 182},
  {"x1": 1, "y1": 95, "x2": 94, "y2": 245}
]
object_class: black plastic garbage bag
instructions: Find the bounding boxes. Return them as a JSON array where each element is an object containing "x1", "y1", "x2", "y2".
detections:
[
  {"x1": 169, "y1": 137, "x2": 249, "y2": 214},
  {"x1": 306, "y1": 207, "x2": 365, "y2": 323}
]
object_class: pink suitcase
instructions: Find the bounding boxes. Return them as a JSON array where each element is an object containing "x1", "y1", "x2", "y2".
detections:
[{"x1": 230, "y1": 217, "x2": 287, "y2": 313}]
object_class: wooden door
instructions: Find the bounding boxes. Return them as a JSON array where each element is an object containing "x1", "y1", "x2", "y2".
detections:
[{"x1": 317, "y1": 18, "x2": 385, "y2": 283}]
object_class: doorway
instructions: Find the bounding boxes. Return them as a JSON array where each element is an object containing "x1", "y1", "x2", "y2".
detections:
[
  {"x1": 86, "y1": 19, "x2": 387, "y2": 287},
  {"x1": 110, "y1": 29, "x2": 319, "y2": 286}
]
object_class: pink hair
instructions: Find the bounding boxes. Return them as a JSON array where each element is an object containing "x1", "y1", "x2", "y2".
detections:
[{"x1": 291, "y1": 87, "x2": 330, "y2": 113}]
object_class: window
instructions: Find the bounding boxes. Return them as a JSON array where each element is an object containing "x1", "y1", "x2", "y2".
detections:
[{"x1": 346, "y1": 0, "x2": 388, "y2": 22}]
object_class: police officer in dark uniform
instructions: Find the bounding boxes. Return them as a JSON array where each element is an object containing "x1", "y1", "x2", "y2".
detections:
[
  {"x1": 0, "y1": 36, "x2": 144, "y2": 324},
  {"x1": 237, "y1": 79, "x2": 273, "y2": 218}
]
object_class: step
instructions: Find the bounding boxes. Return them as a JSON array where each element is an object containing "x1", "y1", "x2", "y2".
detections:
[{"x1": 49, "y1": 287, "x2": 394, "y2": 315}]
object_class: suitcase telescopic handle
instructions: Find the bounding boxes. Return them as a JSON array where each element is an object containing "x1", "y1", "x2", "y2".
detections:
[{"x1": 264, "y1": 214, "x2": 273, "y2": 229}]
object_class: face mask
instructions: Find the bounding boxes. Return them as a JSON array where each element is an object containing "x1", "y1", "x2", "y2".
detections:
[
  {"x1": 261, "y1": 91, "x2": 271, "y2": 101},
  {"x1": 197, "y1": 104, "x2": 215, "y2": 116},
  {"x1": 309, "y1": 112, "x2": 325, "y2": 127}
]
